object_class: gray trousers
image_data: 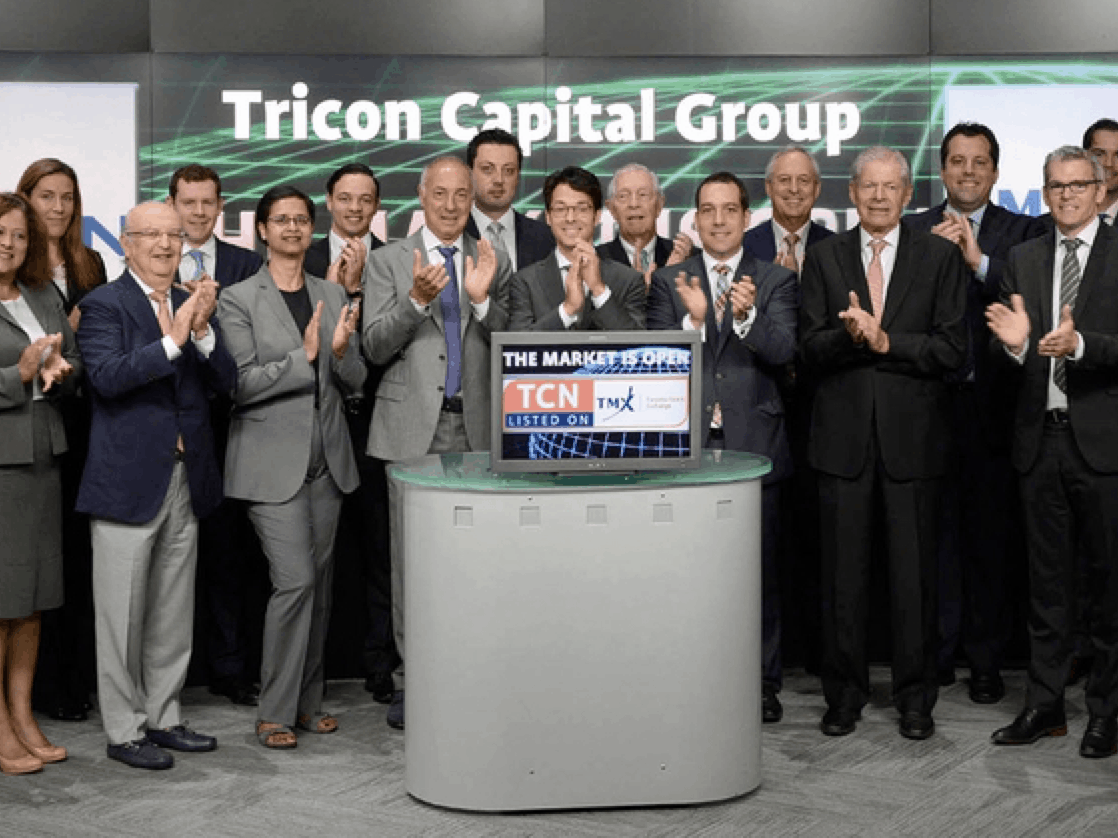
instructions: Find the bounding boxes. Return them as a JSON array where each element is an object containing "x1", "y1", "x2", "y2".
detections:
[
  {"x1": 390, "y1": 409, "x2": 470, "y2": 689},
  {"x1": 92, "y1": 461, "x2": 197, "y2": 745},
  {"x1": 249, "y1": 417, "x2": 343, "y2": 726}
]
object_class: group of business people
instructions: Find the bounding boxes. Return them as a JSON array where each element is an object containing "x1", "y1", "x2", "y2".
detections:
[{"x1": 5, "y1": 115, "x2": 1118, "y2": 776}]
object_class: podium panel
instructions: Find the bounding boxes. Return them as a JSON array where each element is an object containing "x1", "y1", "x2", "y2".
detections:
[{"x1": 391, "y1": 451, "x2": 770, "y2": 811}]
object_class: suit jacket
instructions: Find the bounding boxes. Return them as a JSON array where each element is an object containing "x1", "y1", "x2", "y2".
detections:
[
  {"x1": 743, "y1": 219, "x2": 833, "y2": 265},
  {"x1": 508, "y1": 253, "x2": 646, "y2": 331},
  {"x1": 75, "y1": 270, "x2": 237, "y2": 524},
  {"x1": 799, "y1": 225, "x2": 967, "y2": 481},
  {"x1": 647, "y1": 253, "x2": 797, "y2": 483},
  {"x1": 596, "y1": 235, "x2": 675, "y2": 270},
  {"x1": 904, "y1": 202, "x2": 1047, "y2": 447},
  {"x1": 0, "y1": 281, "x2": 83, "y2": 464},
  {"x1": 465, "y1": 210, "x2": 555, "y2": 272},
  {"x1": 49, "y1": 247, "x2": 107, "y2": 314},
  {"x1": 218, "y1": 267, "x2": 365, "y2": 503},
  {"x1": 176, "y1": 239, "x2": 263, "y2": 291},
  {"x1": 362, "y1": 230, "x2": 512, "y2": 461},
  {"x1": 995, "y1": 223, "x2": 1118, "y2": 474},
  {"x1": 302, "y1": 232, "x2": 385, "y2": 280}
]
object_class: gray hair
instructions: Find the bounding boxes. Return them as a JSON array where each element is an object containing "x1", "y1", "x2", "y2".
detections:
[
  {"x1": 418, "y1": 155, "x2": 470, "y2": 191},
  {"x1": 850, "y1": 146, "x2": 911, "y2": 188},
  {"x1": 1044, "y1": 145, "x2": 1105, "y2": 185},
  {"x1": 764, "y1": 146, "x2": 821, "y2": 182},
  {"x1": 606, "y1": 163, "x2": 662, "y2": 200}
]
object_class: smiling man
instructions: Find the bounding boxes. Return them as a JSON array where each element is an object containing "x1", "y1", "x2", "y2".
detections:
[
  {"x1": 508, "y1": 166, "x2": 645, "y2": 331},
  {"x1": 800, "y1": 146, "x2": 966, "y2": 742},
  {"x1": 904, "y1": 123, "x2": 1046, "y2": 705},
  {"x1": 986, "y1": 146, "x2": 1118, "y2": 759},
  {"x1": 743, "y1": 146, "x2": 833, "y2": 273},
  {"x1": 303, "y1": 162, "x2": 384, "y2": 288},
  {"x1": 598, "y1": 163, "x2": 691, "y2": 281},
  {"x1": 464, "y1": 128, "x2": 554, "y2": 272}
]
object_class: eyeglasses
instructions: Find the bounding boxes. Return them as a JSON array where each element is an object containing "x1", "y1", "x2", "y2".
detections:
[
  {"x1": 123, "y1": 229, "x2": 188, "y2": 242},
  {"x1": 1044, "y1": 180, "x2": 1100, "y2": 195},
  {"x1": 267, "y1": 215, "x2": 313, "y2": 227},
  {"x1": 549, "y1": 203, "x2": 595, "y2": 218},
  {"x1": 613, "y1": 190, "x2": 656, "y2": 204}
]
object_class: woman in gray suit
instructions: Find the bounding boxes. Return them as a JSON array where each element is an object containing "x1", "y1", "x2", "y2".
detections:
[
  {"x1": 0, "y1": 193, "x2": 79, "y2": 775},
  {"x1": 218, "y1": 186, "x2": 364, "y2": 749}
]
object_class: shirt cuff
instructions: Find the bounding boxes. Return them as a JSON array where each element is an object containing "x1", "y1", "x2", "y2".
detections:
[
  {"x1": 732, "y1": 306, "x2": 757, "y2": 338},
  {"x1": 470, "y1": 297, "x2": 490, "y2": 321},
  {"x1": 975, "y1": 254, "x2": 990, "y2": 281},
  {"x1": 192, "y1": 327, "x2": 216, "y2": 358},
  {"x1": 1072, "y1": 332, "x2": 1085, "y2": 361},
  {"x1": 558, "y1": 304, "x2": 578, "y2": 329},
  {"x1": 590, "y1": 286, "x2": 611, "y2": 308},
  {"x1": 410, "y1": 295, "x2": 430, "y2": 315},
  {"x1": 162, "y1": 335, "x2": 182, "y2": 362},
  {"x1": 682, "y1": 314, "x2": 706, "y2": 341},
  {"x1": 1006, "y1": 337, "x2": 1028, "y2": 364}
]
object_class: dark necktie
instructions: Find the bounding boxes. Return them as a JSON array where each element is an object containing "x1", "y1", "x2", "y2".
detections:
[
  {"x1": 1054, "y1": 238, "x2": 1082, "y2": 394},
  {"x1": 437, "y1": 246, "x2": 462, "y2": 399}
]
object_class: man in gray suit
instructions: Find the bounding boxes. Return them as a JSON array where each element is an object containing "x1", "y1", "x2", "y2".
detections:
[
  {"x1": 363, "y1": 156, "x2": 511, "y2": 729},
  {"x1": 509, "y1": 166, "x2": 646, "y2": 331}
]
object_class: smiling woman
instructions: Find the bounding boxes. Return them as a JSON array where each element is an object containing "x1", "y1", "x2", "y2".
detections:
[{"x1": 0, "y1": 192, "x2": 82, "y2": 776}]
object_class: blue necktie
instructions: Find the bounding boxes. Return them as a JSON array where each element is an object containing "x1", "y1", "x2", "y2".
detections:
[
  {"x1": 187, "y1": 249, "x2": 205, "y2": 281},
  {"x1": 437, "y1": 246, "x2": 462, "y2": 399}
]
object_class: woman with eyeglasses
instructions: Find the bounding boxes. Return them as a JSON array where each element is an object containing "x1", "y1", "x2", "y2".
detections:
[
  {"x1": 217, "y1": 185, "x2": 365, "y2": 749},
  {"x1": 17, "y1": 159, "x2": 107, "y2": 724},
  {"x1": 0, "y1": 192, "x2": 80, "y2": 775}
]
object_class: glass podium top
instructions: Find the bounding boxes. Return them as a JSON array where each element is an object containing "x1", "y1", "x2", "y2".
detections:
[{"x1": 389, "y1": 450, "x2": 771, "y2": 491}]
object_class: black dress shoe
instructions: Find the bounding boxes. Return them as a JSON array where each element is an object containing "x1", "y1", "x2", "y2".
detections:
[
  {"x1": 365, "y1": 672, "x2": 395, "y2": 705},
  {"x1": 820, "y1": 707, "x2": 859, "y2": 736},
  {"x1": 146, "y1": 725, "x2": 217, "y2": 753},
  {"x1": 387, "y1": 690, "x2": 404, "y2": 730},
  {"x1": 209, "y1": 677, "x2": 259, "y2": 707},
  {"x1": 762, "y1": 688, "x2": 783, "y2": 724},
  {"x1": 899, "y1": 711, "x2": 935, "y2": 740},
  {"x1": 991, "y1": 706, "x2": 1067, "y2": 745},
  {"x1": 1080, "y1": 715, "x2": 1118, "y2": 758},
  {"x1": 969, "y1": 672, "x2": 1006, "y2": 705},
  {"x1": 107, "y1": 738, "x2": 173, "y2": 770}
]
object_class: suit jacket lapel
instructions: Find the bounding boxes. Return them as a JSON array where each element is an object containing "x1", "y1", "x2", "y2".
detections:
[
  {"x1": 119, "y1": 271, "x2": 165, "y2": 343},
  {"x1": 1036, "y1": 233, "x2": 1057, "y2": 334},
  {"x1": 258, "y1": 267, "x2": 304, "y2": 345},
  {"x1": 459, "y1": 236, "x2": 477, "y2": 338},
  {"x1": 840, "y1": 230, "x2": 870, "y2": 314},
  {"x1": 881, "y1": 226, "x2": 916, "y2": 329},
  {"x1": 1072, "y1": 225, "x2": 1112, "y2": 320}
]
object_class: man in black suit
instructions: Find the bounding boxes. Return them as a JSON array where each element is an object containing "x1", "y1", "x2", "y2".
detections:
[
  {"x1": 743, "y1": 146, "x2": 833, "y2": 273},
  {"x1": 464, "y1": 128, "x2": 554, "y2": 272},
  {"x1": 509, "y1": 166, "x2": 645, "y2": 331},
  {"x1": 303, "y1": 163, "x2": 396, "y2": 704},
  {"x1": 303, "y1": 162, "x2": 385, "y2": 282},
  {"x1": 1085, "y1": 119, "x2": 1118, "y2": 225},
  {"x1": 904, "y1": 123, "x2": 1047, "y2": 704},
  {"x1": 648, "y1": 172, "x2": 798, "y2": 723},
  {"x1": 168, "y1": 164, "x2": 264, "y2": 707},
  {"x1": 800, "y1": 146, "x2": 966, "y2": 741},
  {"x1": 987, "y1": 146, "x2": 1118, "y2": 759},
  {"x1": 746, "y1": 145, "x2": 834, "y2": 677},
  {"x1": 597, "y1": 163, "x2": 692, "y2": 282}
]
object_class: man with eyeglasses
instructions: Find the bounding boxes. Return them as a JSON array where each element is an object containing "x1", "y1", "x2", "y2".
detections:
[
  {"x1": 799, "y1": 147, "x2": 966, "y2": 741},
  {"x1": 465, "y1": 128, "x2": 555, "y2": 273},
  {"x1": 363, "y1": 156, "x2": 511, "y2": 730},
  {"x1": 167, "y1": 164, "x2": 265, "y2": 710},
  {"x1": 76, "y1": 201, "x2": 237, "y2": 769},
  {"x1": 903, "y1": 123, "x2": 1047, "y2": 705},
  {"x1": 598, "y1": 162, "x2": 692, "y2": 284},
  {"x1": 986, "y1": 146, "x2": 1118, "y2": 759},
  {"x1": 508, "y1": 166, "x2": 645, "y2": 331}
]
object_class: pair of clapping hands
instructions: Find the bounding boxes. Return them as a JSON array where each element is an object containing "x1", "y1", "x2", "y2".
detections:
[
  {"x1": 987, "y1": 296, "x2": 1078, "y2": 358},
  {"x1": 17, "y1": 333, "x2": 71, "y2": 392}
]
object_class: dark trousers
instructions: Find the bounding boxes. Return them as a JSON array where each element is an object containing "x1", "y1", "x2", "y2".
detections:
[
  {"x1": 1019, "y1": 422, "x2": 1118, "y2": 718},
  {"x1": 937, "y1": 384, "x2": 1022, "y2": 676},
  {"x1": 818, "y1": 438, "x2": 941, "y2": 716}
]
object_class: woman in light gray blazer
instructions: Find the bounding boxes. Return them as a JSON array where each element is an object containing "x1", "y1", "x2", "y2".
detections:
[
  {"x1": 218, "y1": 186, "x2": 365, "y2": 749},
  {"x1": 0, "y1": 193, "x2": 79, "y2": 775}
]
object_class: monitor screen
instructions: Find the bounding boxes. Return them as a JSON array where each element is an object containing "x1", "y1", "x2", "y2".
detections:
[{"x1": 490, "y1": 330, "x2": 702, "y2": 473}]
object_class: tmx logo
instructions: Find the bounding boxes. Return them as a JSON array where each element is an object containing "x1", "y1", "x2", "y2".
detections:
[{"x1": 598, "y1": 386, "x2": 635, "y2": 421}]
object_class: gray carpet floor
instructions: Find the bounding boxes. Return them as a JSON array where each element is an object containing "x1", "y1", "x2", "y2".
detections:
[{"x1": 2, "y1": 668, "x2": 1117, "y2": 837}]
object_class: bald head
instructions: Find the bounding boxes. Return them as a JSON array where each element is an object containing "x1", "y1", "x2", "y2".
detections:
[{"x1": 122, "y1": 201, "x2": 185, "y2": 289}]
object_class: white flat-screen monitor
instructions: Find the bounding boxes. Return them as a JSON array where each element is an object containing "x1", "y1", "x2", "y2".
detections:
[{"x1": 490, "y1": 330, "x2": 703, "y2": 474}]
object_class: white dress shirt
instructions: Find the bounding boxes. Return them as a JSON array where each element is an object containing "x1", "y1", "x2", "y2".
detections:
[
  {"x1": 771, "y1": 218, "x2": 810, "y2": 269},
  {"x1": 555, "y1": 250, "x2": 612, "y2": 329},
  {"x1": 180, "y1": 235, "x2": 217, "y2": 281},
  {"x1": 682, "y1": 248, "x2": 756, "y2": 338},
  {"x1": 133, "y1": 272, "x2": 215, "y2": 361}
]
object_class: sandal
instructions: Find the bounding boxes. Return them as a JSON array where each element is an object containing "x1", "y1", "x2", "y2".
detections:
[
  {"x1": 295, "y1": 713, "x2": 338, "y2": 734},
  {"x1": 255, "y1": 721, "x2": 297, "y2": 749}
]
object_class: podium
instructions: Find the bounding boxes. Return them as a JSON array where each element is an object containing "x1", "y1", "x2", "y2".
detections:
[{"x1": 390, "y1": 450, "x2": 771, "y2": 811}]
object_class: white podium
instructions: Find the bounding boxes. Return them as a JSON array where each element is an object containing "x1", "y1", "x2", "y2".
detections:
[{"x1": 390, "y1": 450, "x2": 771, "y2": 812}]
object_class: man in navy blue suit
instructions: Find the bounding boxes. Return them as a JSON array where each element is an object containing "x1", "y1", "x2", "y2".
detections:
[
  {"x1": 743, "y1": 146, "x2": 833, "y2": 272},
  {"x1": 648, "y1": 172, "x2": 798, "y2": 724},
  {"x1": 465, "y1": 128, "x2": 555, "y2": 272},
  {"x1": 904, "y1": 123, "x2": 1046, "y2": 704},
  {"x1": 597, "y1": 163, "x2": 692, "y2": 281},
  {"x1": 77, "y1": 201, "x2": 237, "y2": 770},
  {"x1": 168, "y1": 164, "x2": 265, "y2": 708}
]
